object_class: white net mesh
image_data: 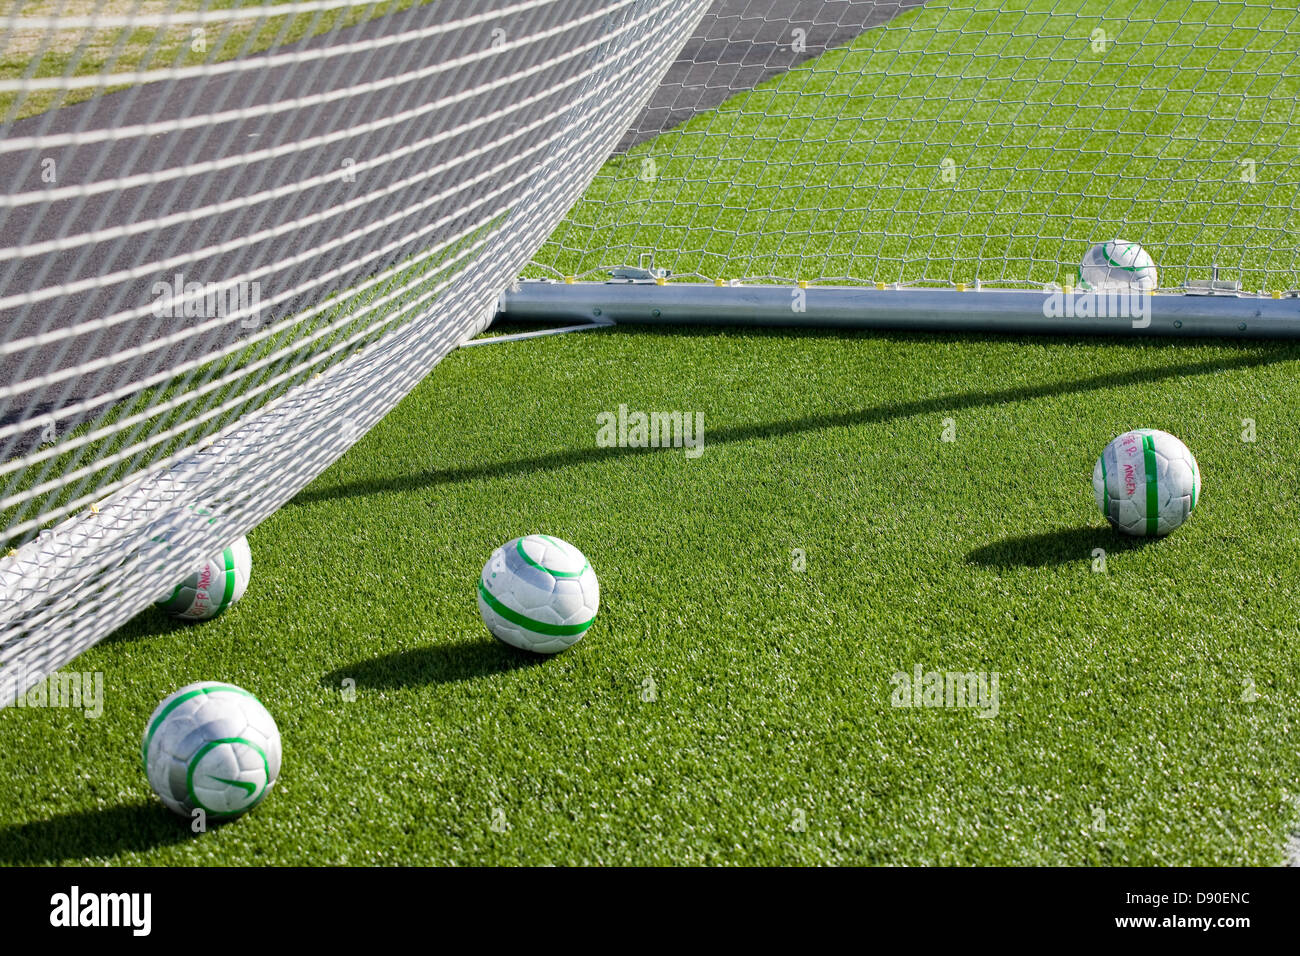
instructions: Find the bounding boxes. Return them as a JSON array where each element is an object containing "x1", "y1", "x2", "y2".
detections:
[
  {"x1": 0, "y1": 0, "x2": 709, "y2": 702},
  {"x1": 532, "y1": 0, "x2": 1300, "y2": 293}
]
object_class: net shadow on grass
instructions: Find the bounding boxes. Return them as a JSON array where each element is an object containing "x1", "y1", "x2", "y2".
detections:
[
  {"x1": 965, "y1": 525, "x2": 1154, "y2": 569},
  {"x1": 0, "y1": 802, "x2": 192, "y2": 864},
  {"x1": 289, "y1": 334, "x2": 1300, "y2": 509},
  {"x1": 96, "y1": 607, "x2": 207, "y2": 645},
  {"x1": 323, "y1": 639, "x2": 545, "y2": 691}
]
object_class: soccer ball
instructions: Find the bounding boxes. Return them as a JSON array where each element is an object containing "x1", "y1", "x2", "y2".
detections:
[
  {"x1": 477, "y1": 534, "x2": 599, "y2": 654},
  {"x1": 155, "y1": 535, "x2": 252, "y2": 621},
  {"x1": 1093, "y1": 429, "x2": 1200, "y2": 537},
  {"x1": 1077, "y1": 239, "x2": 1158, "y2": 292},
  {"x1": 141, "y1": 681, "x2": 281, "y2": 820}
]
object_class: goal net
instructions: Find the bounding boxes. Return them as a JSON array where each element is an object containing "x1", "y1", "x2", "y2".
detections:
[
  {"x1": 0, "y1": 0, "x2": 709, "y2": 704},
  {"x1": 531, "y1": 0, "x2": 1300, "y2": 295}
]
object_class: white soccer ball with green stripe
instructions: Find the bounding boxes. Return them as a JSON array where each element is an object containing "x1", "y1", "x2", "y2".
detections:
[
  {"x1": 155, "y1": 536, "x2": 252, "y2": 621},
  {"x1": 1078, "y1": 239, "x2": 1158, "y2": 292},
  {"x1": 1093, "y1": 429, "x2": 1200, "y2": 537},
  {"x1": 142, "y1": 681, "x2": 281, "y2": 820},
  {"x1": 477, "y1": 534, "x2": 599, "y2": 654}
]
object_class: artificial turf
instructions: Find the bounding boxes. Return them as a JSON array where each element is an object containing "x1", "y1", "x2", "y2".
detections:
[
  {"x1": 3, "y1": 0, "x2": 1300, "y2": 866},
  {"x1": 2, "y1": 324, "x2": 1299, "y2": 865}
]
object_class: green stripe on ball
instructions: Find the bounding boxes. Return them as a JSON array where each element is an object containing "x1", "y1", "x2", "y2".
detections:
[
  {"x1": 1142, "y1": 432, "x2": 1159, "y2": 536},
  {"x1": 478, "y1": 578, "x2": 594, "y2": 637}
]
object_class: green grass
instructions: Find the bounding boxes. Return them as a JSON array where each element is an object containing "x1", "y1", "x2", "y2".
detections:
[{"x1": 2, "y1": 324, "x2": 1300, "y2": 865}]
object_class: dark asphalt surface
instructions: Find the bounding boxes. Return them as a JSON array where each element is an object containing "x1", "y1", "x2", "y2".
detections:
[
  {"x1": 624, "y1": 0, "x2": 922, "y2": 151},
  {"x1": 0, "y1": 0, "x2": 921, "y2": 436}
]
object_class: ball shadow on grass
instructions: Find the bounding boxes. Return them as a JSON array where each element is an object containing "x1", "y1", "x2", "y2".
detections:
[
  {"x1": 322, "y1": 639, "x2": 546, "y2": 691},
  {"x1": 966, "y1": 524, "x2": 1154, "y2": 569},
  {"x1": 0, "y1": 802, "x2": 193, "y2": 865}
]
